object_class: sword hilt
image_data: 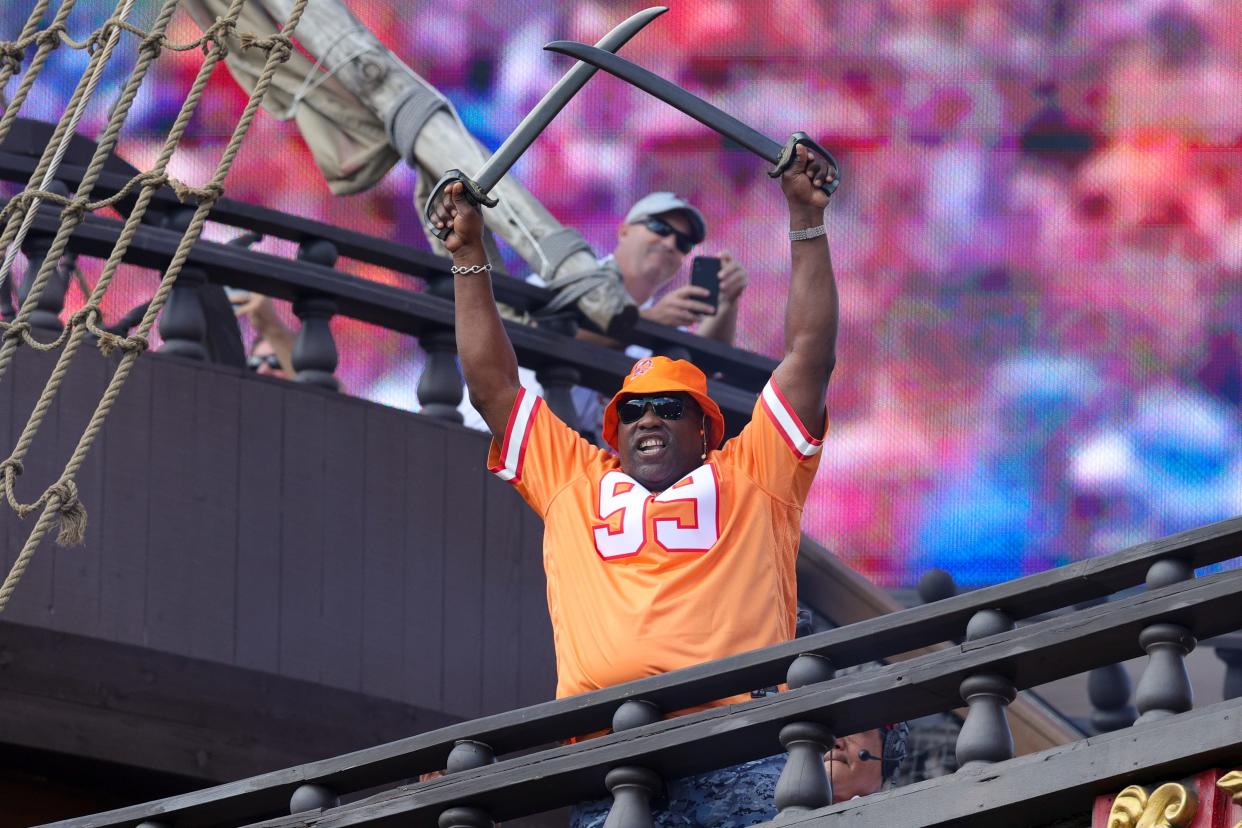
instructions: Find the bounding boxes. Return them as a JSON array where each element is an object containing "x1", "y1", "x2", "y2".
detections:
[
  {"x1": 768, "y1": 132, "x2": 841, "y2": 197},
  {"x1": 423, "y1": 169, "x2": 500, "y2": 241}
]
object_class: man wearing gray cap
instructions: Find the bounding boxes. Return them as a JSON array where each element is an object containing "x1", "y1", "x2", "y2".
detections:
[{"x1": 602, "y1": 191, "x2": 749, "y2": 345}]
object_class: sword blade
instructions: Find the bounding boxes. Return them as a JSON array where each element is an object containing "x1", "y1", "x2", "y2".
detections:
[
  {"x1": 473, "y1": 7, "x2": 668, "y2": 194},
  {"x1": 543, "y1": 41, "x2": 784, "y2": 164}
]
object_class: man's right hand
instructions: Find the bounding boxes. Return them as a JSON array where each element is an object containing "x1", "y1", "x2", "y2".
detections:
[
  {"x1": 642, "y1": 285, "x2": 717, "y2": 328},
  {"x1": 429, "y1": 181, "x2": 485, "y2": 255}
]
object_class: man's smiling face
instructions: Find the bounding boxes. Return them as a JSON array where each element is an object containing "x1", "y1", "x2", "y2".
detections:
[{"x1": 616, "y1": 392, "x2": 705, "y2": 492}]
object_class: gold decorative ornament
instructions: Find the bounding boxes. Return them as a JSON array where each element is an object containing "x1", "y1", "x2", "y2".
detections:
[
  {"x1": 1219, "y1": 770, "x2": 1242, "y2": 797},
  {"x1": 1217, "y1": 770, "x2": 1242, "y2": 828},
  {"x1": 1107, "y1": 783, "x2": 1197, "y2": 828}
]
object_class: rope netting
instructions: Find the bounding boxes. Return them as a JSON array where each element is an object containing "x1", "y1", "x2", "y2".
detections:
[{"x1": 0, "y1": 0, "x2": 308, "y2": 611}]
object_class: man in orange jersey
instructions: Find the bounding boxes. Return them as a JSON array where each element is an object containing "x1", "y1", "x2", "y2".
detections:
[{"x1": 429, "y1": 143, "x2": 838, "y2": 826}]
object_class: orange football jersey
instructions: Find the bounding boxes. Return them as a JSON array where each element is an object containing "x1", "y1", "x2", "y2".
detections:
[{"x1": 487, "y1": 379, "x2": 826, "y2": 703}]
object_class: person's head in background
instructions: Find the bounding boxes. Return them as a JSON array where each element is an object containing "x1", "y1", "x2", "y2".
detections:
[
  {"x1": 612, "y1": 192, "x2": 706, "y2": 305},
  {"x1": 826, "y1": 722, "x2": 908, "y2": 802},
  {"x1": 248, "y1": 335, "x2": 286, "y2": 379}
]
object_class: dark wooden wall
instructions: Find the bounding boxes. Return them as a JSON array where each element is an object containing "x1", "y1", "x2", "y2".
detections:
[{"x1": 0, "y1": 347, "x2": 557, "y2": 720}]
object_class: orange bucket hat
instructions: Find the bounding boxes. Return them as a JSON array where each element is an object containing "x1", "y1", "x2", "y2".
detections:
[{"x1": 602, "y1": 356, "x2": 726, "y2": 452}]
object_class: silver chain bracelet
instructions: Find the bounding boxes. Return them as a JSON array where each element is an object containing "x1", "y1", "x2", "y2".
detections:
[
  {"x1": 450, "y1": 263, "x2": 492, "y2": 275},
  {"x1": 788, "y1": 224, "x2": 827, "y2": 241}
]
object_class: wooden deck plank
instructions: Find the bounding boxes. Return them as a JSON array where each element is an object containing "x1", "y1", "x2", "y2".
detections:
[{"x1": 233, "y1": 376, "x2": 285, "y2": 671}]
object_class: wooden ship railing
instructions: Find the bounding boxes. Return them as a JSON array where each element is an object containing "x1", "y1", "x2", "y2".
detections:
[{"x1": 32, "y1": 517, "x2": 1242, "y2": 828}]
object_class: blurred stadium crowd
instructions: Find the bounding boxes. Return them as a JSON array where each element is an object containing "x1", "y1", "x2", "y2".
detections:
[{"x1": 4, "y1": 0, "x2": 1240, "y2": 587}]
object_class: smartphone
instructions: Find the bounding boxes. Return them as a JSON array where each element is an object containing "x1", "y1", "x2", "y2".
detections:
[{"x1": 690, "y1": 255, "x2": 721, "y2": 316}]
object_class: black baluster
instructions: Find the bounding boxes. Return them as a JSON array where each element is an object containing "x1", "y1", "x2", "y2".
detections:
[
  {"x1": 537, "y1": 364, "x2": 582, "y2": 430},
  {"x1": 1077, "y1": 596, "x2": 1137, "y2": 733},
  {"x1": 17, "y1": 183, "x2": 71, "y2": 334},
  {"x1": 157, "y1": 207, "x2": 208, "y2": 360},
  {"x1": 773, "y1": 654, "x2": 834, "y2": 814},
  {"x1": 1215, "y1": 636, "x2": 1242, "y2": 701},
  {"x1": 1088, "y1": 662, "x2": 1137, "y2": 732},
  {"x1": 1134, "y1": 559, "x2": 1195, "y2": 723},
  {"x1": 955, "y1": 610, "x2": 1016, "y2": 768},
  {"x1": 660, "y1": 346, "x2": 691, "y2": 362},
  {"x1": 604, "y1": 767, "x2": 663, "y2": 828},
  {"x1": 438, "y1": 740, "x2": 496, "y2": 828},
  {"x1": 288, "y1": 239, "x2": 340, "y2": 389},
  {"x1": 291, "y1": 293, "x2": 340, "y2": 390},
  {"x1": 446, "y1": 739, "x2": 495, "y2": 773},
  {"x1": 918, "y1": 568, "x2": 959, "y2": 642},
  {"x1": 290, "y1": 784, "x2": 337, "y2": 813},
  {"x1": 1, "y1": 265, "x2": 14, "y2": 321},
  {"x1": 534, "y1": 313, "x2": 582, "y2": 430},
  {"x1": 613, "y1": 699, "x2": 661, "y2": 732},
  {"x1": 916, "y1": 568, "x2": 957, "y2": 605},
  {"x1": 439, "y1": 808, "x2": 493, "y2": 828},
  {"x1": 417, "y1": 277, "x2": 463, "y2": 422},
  {"x1": 600, "y1": 700, "x2": 663, "y2": 828}
]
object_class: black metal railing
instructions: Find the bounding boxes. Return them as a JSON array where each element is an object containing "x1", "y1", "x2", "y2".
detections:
[
  {"x1": 38, "y1": 516, "x2": 1242, "y2": 828},
  {"x1": 2, "y1": 194, "x2": 768, "y2": 433},
  {"x1": 0, "y1": 120, "x2": 778, "y2": 426}
]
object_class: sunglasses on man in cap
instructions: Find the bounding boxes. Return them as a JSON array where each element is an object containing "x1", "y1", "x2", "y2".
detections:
[{"x1": 633, "y1": 216, "x2": 696, "y2": 254}]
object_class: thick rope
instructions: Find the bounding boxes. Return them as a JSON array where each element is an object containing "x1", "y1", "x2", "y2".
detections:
[
  {"x1": 0, "y1": 1, "x2": 65, "y2": 113},
  {"x1": 0, "y1": 25, "x2": 95, "y2": 269},
  {"x1": 0, "y1": 0, "x2": 179, "y2": 355},
  {"x1": 0, "y1": 2, "x2": 238, "y2": 148},
  {"x1": 0, "y1": 0, "x2": 308, "y2": 612},
  {"x1": 0, "y1": 3, "x2": 238, "y2": 262},
  {"x1": 0, "y1": 170, "x2": 201, "y2": 229},
  {"x1": 0, "y1": 0, "x2": 241, "y2": 516},
  {"x1": 0, "y1": 0, "x2": 129, "y2": 298},
  {"x1": 0, "y1": 6, "x2": 239, "y2": 61},
  {"x1": 0, "y1": 0, "x2": 137, "y2": 297},
  {"x1": 0, "y1": 0, "x2": 54, "y2": 96}
]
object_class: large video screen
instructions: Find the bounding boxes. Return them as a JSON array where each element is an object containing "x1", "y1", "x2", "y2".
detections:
[{"x1": 4, "y1": 1, "x2": 1239, "y2": 588}]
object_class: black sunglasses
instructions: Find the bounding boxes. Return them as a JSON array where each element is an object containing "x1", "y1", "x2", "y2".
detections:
[
  {"x1": 637, "y1": 217, "x2": 696, "y2": 254},
  {"x1": 248, "y1": 353, "x2": 282, "y2": 372},
  {"x1": 617, "y1": 396, "x2": 686, "y2": 425}
]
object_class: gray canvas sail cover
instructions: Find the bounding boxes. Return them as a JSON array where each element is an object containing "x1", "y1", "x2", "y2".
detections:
[{"x1": 182, "y1": 0, "x2": 636, "y2": 334}]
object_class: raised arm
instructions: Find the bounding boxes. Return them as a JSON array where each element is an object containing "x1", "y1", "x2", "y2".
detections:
[
  {"x1": 429, "y1": 183, "x2": 520, "y2": 439},
  {"x1": 769, "y1": 144, "x2": 839, "y2": 435}
]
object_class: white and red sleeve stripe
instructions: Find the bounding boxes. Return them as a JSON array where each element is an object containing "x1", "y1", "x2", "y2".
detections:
[
  {"x1": 760, "y1": 380, "x2": 824, "y2": 460},
  {"x1": 488, "y1": 388, "x2": 541, "y2": 483}
]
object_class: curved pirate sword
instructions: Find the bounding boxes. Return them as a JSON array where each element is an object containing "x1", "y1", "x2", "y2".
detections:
[
  {"x1": 422, "y1": 6, "x2": 668, "y2": 240},
  {"x1": 544, "y1": 41, "x2": 841, "y2": 197}
]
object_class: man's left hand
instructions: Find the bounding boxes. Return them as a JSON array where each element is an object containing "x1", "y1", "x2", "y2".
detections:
[
  {"x1": 643, "y1": 284, "x2": 717, "y2": 328},
  {"x1": 780, "y1": 143, "x2": 835, "y2": 215}
]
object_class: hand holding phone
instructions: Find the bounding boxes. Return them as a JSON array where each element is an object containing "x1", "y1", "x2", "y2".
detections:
[{"x1": 690, "y1": 255, "x2": 721, "y2": 316}]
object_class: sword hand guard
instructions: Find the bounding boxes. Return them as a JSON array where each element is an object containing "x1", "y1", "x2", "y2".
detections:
[
  {"x1": 423, "y1": 169, "x2": 500, "y2": 240},
  {"x1": 769, "y1": 132, "x2": 841, "y2": 197}
]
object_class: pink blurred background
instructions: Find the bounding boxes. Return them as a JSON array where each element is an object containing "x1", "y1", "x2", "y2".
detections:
[{"x1": 4, "y1": 0, "x2": 1240, "y2": 587}]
